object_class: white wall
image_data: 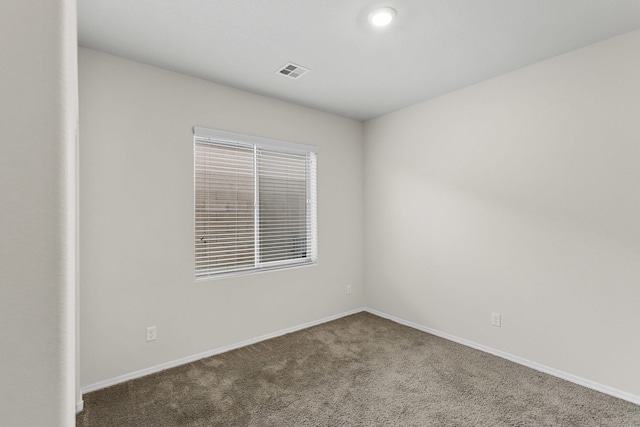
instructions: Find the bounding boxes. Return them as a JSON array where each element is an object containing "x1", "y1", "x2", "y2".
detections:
[
  {"x1": 364, "y1": 29, "x2": 640, "y2": 398},
  {"x1": 0, "y1": 0, "x2": 77, "y2": 425},
  {"x1": 78, "y1": 48, "x2": 364, "y2": 387}
]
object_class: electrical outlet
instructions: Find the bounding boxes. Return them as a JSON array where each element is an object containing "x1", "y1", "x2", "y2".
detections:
[
  {"x1": 146, "y1": 326, "x2": 157, "y2": 342},
  {"x1": 347, "y1": 285, "x2": 352, "y2": 295},
  {"x1": 491, "y1": 313, "x2": 501, "y2": 327}
]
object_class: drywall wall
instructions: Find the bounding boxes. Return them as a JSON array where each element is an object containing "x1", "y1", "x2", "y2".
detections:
[
  {"x1": 78, "y1": 48, "x2": 364, "y2": 387},
  {"x1": 0, "y1": 0, "x2": 77, "y2": 425},
  {"x1": 364, "y1": 29, "x2": 640, "y2": 398}
]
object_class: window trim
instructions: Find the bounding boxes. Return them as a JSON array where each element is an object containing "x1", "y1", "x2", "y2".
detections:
[
  {"x1": 193, "y1": 126, "x2": 319, "y2": 280},
  {"x1": 194, "y1": 127, "x2": 319, "y2": 155}
]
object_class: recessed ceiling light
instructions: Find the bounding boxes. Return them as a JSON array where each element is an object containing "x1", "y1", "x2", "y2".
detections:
[{"x1": 368, "y1": 7, "x2": 396, "y2": 27}]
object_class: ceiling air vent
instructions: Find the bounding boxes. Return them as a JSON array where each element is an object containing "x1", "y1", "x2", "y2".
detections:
[{"x1": 276, "y1": 62, "x2": 310, "y2": 79}]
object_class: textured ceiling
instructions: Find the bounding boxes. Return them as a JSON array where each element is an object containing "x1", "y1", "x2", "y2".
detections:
[{"x1": 78, "y1": 0, "x2": 640, "y2": 121}]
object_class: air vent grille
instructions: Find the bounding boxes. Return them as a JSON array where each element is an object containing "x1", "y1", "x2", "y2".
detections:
[{"x1": 276, "y1": 62, "x2": 310, "y2": 79}]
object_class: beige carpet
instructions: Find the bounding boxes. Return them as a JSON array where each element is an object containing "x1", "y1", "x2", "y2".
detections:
[{"x1": 77, "y1": 312, "x2": 640, "y2": 426}]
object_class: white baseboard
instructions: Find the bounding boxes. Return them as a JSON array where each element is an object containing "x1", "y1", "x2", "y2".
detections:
[
  {"x1": 81, "y1": 307, "x2": 366, "y2": 395},
  {"x1": 364, "y1": 307, "x2": 640, "y2": 406},
  {"x1": 80, "y1": 306, "x2": 639, "y2": 407}
]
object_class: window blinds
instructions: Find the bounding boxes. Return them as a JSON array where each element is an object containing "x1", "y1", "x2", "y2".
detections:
[{"x1": 194, "y1": 127, "x2": 318, "y2": 278}]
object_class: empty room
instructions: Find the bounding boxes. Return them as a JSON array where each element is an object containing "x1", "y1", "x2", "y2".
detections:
[{"x1": 2, "y1": 1, "x2": 640, "y2": 426}]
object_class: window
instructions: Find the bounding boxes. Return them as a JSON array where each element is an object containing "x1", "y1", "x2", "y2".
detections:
[{"x1": 194, "y1": 127, "x2": 318, "y2": 279}]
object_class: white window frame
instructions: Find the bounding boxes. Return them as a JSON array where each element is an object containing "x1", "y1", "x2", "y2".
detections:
[{"x1": 194, "y1": 126, "x2": 318, "y2": 279}]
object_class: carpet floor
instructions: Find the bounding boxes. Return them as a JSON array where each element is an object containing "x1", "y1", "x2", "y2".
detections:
[{"x1": 76, "y1": 312, "x2": 640, "y2": 426}]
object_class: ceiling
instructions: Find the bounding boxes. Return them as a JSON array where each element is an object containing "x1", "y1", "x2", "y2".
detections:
[{"x1": 77, "y1": 0, "x2": 640, "y2": 121}]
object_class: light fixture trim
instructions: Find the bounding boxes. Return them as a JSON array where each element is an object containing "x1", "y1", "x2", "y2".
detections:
[{"x1": 368, "y1": 7, "x2": 397, "y2": 27}]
